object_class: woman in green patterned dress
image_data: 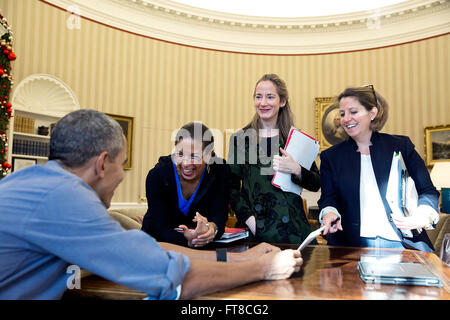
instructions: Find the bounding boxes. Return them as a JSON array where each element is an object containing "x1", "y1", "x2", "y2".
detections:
[{"x1": 228, "y1": 74, "x2": 320, "y2": 244}]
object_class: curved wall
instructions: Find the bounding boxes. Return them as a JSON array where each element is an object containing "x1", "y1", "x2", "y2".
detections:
[{"x1": 2, "y1": 0, "x2": 449, "y2": 202}]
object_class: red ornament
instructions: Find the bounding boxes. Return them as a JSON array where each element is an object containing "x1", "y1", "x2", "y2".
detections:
[
  {"x1": 8, "y1": 52, "x2": 16, "y2": 61},
  {"x1": 3, "y1": 49, "x2": 8, "y2": 54},
  {"x1": 0, "y1": 68, "x2": 3, "y2": 75},
  {"x1": 5, "y1": 103, "x2": 11, "y2": 108}
]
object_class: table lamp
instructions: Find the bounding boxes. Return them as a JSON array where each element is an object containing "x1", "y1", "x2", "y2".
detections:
[{"x1": 430, "y1": 162, "x2": 450, "y2": 214}]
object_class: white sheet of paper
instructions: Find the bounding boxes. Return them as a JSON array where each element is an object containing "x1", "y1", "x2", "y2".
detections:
[
  {"x1": 297, "y1": 225, "x2": 326, "y2": 251},
  {"x1": 272, "y1": 127, "x2": 320, "y2": 195}
]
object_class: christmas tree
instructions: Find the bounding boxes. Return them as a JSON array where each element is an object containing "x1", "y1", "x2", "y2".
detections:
[{"x1": 0, "y1": 14, "x2": 16, "y2": 179}]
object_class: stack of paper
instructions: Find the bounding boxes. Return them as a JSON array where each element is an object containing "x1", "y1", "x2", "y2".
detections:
[
  {"x1": 214, "y1": 227, "x2": 248, "y2": 243},
  {"x1": 272, "y1": 127, "x2": 320, "y2": 195}
]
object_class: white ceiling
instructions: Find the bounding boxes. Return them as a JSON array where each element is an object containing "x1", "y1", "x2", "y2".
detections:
[{"x1": 170, "y1": 0, "x2": 409, "y2": 17}]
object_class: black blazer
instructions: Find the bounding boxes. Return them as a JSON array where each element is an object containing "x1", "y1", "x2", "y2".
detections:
[
  {"x1": 318, "y1": 132, "x2": 439, "y2": 252},
  {"x1": 141, "y1": 156, "x2": 229, "y2": 246}
]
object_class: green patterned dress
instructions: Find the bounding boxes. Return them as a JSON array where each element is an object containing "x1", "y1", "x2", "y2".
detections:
[{"x1": 228, "y1": 130, "x2": 320, "y2": 244}]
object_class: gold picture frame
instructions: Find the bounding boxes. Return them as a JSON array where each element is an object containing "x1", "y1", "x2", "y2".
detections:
[
  {"x1": 424, "y1": 124, "x2": 450, "y2": 167},
  {"x1": 314, "y1": 97, "x2": 348, "y2": 153},
  {"x1": 106, "y1": 113, "x2": 134, "y2": 170}
]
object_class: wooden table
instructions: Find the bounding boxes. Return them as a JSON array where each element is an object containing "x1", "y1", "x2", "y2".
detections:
[{"x1": 62, "y1": 245, "x2": 450, "y2": 300}]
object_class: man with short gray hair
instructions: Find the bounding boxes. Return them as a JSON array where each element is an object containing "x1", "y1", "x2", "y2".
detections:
[{"x1": 0, "y1": 109, "x2": 302, "y2": 300}]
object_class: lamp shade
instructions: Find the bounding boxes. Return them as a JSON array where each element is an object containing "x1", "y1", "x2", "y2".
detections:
[
  {"x1": 430, "y1": 162, "x2": 450, "y2": 190},
  {"x1": 431, "y1": 162, "x2": 450, "y2": 214}
]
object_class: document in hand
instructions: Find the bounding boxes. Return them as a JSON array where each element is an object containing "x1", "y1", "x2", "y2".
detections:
[
  {"x1": 272, "y1": 127, "x2": 320, "y2": 195},
  {"x1": 386, "y1": 151, "x2": 419, "y2": 238},
  {"x1": 297, "y1": 225, "x2": 326, "y2": 251}
]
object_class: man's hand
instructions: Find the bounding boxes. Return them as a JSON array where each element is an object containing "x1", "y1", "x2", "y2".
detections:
[
  {"x1": 260, "y1": 249, "x2": 303, "y2": 280},
  {"x1": 242, "y1": 242, "x2": 280, "y2": 260}
]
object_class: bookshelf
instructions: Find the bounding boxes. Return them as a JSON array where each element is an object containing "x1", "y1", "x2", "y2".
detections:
[{"x1": 8, "y1": 108, "x2": 60, "y2": 169}]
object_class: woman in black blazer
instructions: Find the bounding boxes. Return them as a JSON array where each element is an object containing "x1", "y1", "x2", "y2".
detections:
[
  {"x1": 141, "y1": 122, "x2": 229, "y2": 248},
  {"x1": 318, "y1": 86, "x2": 439, "y2": 252}
]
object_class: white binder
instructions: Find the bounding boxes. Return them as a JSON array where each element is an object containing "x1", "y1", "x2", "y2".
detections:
[
  {"x1": 385, "y1": 151, "x2": 420, "y2": 238},
  {"x1": 271, "y1": 127, "x2": 320, "y2": 195}
]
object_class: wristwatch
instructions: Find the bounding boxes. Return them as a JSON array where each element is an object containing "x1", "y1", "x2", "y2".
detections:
[{"x1": 216, "y1": 248, "x2": 227, "y2": 262}]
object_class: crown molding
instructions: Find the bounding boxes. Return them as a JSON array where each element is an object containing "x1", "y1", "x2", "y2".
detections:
[{"x1": 44, "y1": 0, "x2": 450, "y2": 54}]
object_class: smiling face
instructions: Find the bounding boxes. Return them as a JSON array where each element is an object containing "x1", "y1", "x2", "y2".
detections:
[
  {"x1": 339, "y1": 96, "x2": 378, "y2": 141},
  {"x1": 173, "y1": 137, "x2": 207, "y2": 182},
  {"x1": 254, "y1": 80, "x2": 286, "y2": 125}
]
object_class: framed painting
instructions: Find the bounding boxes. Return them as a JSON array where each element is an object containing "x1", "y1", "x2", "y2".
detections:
[
  {"x1": 424, "y1": 124, "x2": 450, "y2": 167},
  {"x1": 314, "y1": 97, "x2": 348, "y2": 152},
  {"x1": 12, "y1": 157, "x2": 37, "y2": 172},
  {"x1": 106, "y1": 113, "x2": 134, "y2": 170}
]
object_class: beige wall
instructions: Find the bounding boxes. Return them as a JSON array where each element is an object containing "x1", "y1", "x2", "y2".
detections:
[{"x1": 2, "y1": 0, "x2": 449, "y2": 203}]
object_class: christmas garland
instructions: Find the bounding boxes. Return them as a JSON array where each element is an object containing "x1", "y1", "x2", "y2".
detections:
[{"x1": 0, "y1": 14, "x2": 16, "y2": 178}]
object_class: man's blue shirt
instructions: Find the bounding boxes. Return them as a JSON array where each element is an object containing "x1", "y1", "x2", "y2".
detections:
[{"x1": 0, "y1": 161, "x2": 190, "y2": 299}]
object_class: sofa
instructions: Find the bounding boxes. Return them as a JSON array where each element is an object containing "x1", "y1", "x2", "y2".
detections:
[
  {"x1": 426, "y1": 213, "x2": 450, "y2": 259},
  {"x1": 108, "y1": 207, "x2": 146, "y2": 230}
]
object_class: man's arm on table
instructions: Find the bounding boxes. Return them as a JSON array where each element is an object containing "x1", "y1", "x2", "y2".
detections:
[
  {"x1": 159, "y1": 242, "x2": 303, "y2": 299},
  {"x1": 159, "y1": 241, "x2": 276, "y2": 262}
]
